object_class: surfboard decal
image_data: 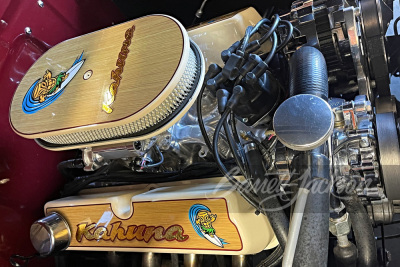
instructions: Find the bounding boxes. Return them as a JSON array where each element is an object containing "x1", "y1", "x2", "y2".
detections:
[
  {"x1": 188, "y1": 204, "x2": 228, "y2": 248},
  {"x1": 22, "y1": 52, "x2": 85, "y2": 114}
]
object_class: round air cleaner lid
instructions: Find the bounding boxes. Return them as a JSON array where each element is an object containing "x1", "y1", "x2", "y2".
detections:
[{"x1": 10, "y1": 15, "x2": 204, "y2": 150}]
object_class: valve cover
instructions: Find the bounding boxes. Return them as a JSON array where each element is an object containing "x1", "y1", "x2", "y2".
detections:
[{"x1": 43, "y1": 179, "x2": 277, "y2": 254}]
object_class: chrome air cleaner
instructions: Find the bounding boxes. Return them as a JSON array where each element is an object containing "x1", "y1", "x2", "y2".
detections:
[{"x1": 10, "y1": 15, "x2": 205, "y2": 150}]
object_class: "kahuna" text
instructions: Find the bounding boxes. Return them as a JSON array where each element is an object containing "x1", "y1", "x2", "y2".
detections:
[{"x1": 76, "y1": 221, "x2": 189, "y2": 243}]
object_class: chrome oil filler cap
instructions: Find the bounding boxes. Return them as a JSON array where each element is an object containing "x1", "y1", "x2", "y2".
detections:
[{"x1": 273, "y1": 94, "x2": 334, "y2": 151}]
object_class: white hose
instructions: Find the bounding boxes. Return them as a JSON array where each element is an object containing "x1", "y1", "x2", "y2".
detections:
[{"x1": 282, "y1": 187, "x2": 310, "y2": 267}]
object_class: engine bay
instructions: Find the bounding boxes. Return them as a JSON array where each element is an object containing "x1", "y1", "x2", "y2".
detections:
[{"x1": 3, "y1": 0, "x2": 400, "y2": 266}]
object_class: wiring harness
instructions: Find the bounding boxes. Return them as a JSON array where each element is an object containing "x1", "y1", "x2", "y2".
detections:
[{"x1": 197, "y1": 14, "x2": 297, "y2": 210}]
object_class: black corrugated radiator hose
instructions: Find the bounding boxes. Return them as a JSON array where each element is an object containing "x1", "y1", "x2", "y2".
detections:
[
  {"x1": 288, "y1": 46, "x2": 329, "y2": 100},
  {"x1": 289, "y1": 46, "x2": 331, "y2": 266}
]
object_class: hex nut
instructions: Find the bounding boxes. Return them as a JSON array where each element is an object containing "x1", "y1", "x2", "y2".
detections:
[{"x1": 329, "y1": 213, "x2": 351, "y2": 236}]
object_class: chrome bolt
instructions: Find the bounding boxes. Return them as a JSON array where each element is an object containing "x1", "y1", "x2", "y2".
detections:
[
  {"x1": 25, "y1": 27, "x2": 32, "y2": 35},
  {"x1": 37, "y1": 0, "x2": 44, "y2": 8},
  {"x1": 329, "y1": 213, "x2": 351, "y2": 237}
]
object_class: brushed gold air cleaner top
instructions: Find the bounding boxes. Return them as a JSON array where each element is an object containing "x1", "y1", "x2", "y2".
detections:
[{"x1": 9, "y1": 14, "x2": 204, "y2": 150}]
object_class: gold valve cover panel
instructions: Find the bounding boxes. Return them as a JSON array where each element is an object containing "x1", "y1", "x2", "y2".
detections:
[
  {"x1": 10, "y1": 15, "x2": 189, "y2": 139},
  {"x1": 44, "y1": 179, "x2": 278, "y2": 254},
  {"x1": 48, "y1": 198, "x2": 243, "y2": 252}
]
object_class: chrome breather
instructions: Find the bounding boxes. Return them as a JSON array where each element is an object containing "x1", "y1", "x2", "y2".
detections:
[{"x1": 30, "y1": 212, "x2": 71, "y2": 256}]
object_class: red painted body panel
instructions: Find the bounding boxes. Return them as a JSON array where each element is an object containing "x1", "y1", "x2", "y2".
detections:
[{"x1": 0, "y1": 1, "x2": 124, "y2": 266}]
